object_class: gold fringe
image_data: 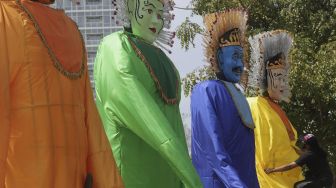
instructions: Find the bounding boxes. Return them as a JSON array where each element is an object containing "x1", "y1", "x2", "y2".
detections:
[
  {"x1": 16, "y1": 0, "x2": 85, "y2": 80},
  {"x1": 127, "y1": 36, "x2": 179, "y2": 105},
  {"x1": 203, "y1": 9, "x2": 248, "y2": 72}
]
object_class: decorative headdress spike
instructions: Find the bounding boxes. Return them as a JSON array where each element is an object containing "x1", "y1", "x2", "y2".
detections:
[
  {"x1": 154, "y1": 41, "x2": 172, "y2": 54},
  {"x1": 113, "y1": 0, "x2": 130, "y2": 27},
  {"x1": 155, "y1": 0, "x2": 176, "y2": 52},
  {"x1": 159, "y1": 30, "x2": 176, "y2": 37},
  {"x1": 203, "y1": 9, "x2": 248, "y2": 72},
  {"x1": 248, "y1": 30, "x2": 293, "y2": 91}
]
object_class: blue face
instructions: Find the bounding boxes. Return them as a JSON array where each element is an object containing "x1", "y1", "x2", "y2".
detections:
[{"x1": 217, "y1": 46, "x2": 244, "y2": 83}]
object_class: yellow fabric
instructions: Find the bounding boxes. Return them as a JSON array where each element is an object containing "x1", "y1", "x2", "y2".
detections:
[
  {"x1": 248, "y1": 97, "x2": 304, "y2": 188},
  {"x1": 0, "y1": 0, "x2": 124, "y2": 187}
]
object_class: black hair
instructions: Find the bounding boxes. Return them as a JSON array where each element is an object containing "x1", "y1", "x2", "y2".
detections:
[{"x1": 305, "y1": 137, "x2": 327, "y2": 158}]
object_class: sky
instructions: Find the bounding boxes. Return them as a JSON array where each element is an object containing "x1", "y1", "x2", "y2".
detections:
[{"x1": 167, "y1": 0, "x2": 206, "y2": 124}]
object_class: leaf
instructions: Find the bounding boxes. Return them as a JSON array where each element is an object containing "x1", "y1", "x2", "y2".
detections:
[{"x1": 176, "y1": 17, "x2": 204, "y2": 50}]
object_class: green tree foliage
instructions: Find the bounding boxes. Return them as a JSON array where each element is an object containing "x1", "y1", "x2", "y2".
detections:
[
  {"x1": 178, "y1": 0, "x2": 336, "y2": 173},
  {"x1": 182, "y1": 65, "x2": 215, "y2": 96},
  {"x1": 284, "y1": 41, "x2": 336, "y2": 172},
  {"x1": 176, "y1": 17, "x2": 204, "y2": 50}
]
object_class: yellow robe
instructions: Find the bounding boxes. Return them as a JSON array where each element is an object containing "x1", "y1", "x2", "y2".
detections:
[
  {"x1": 248, "y1": 97, "x2": 303, "y2": 188},
  {"x1": 0, "y1": 0, "x2": 123, "y2": 187}
]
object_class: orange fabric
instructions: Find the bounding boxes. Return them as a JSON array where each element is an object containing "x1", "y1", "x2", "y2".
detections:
[
  {"x1": 22, "y1": 0, "x2": 83, "y2": 73},
  {"x1": 267, "y1": 98, "x2": 295, "y2": 141},
  {"x1": 0, "y1": 0, "x2": 124, "y2": 187}
]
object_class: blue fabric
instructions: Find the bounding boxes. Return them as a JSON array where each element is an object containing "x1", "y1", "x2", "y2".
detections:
[{"x1": 191, "y1": 80, "x2": 260, "y2": 188}]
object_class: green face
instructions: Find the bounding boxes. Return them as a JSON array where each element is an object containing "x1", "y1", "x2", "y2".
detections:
[{"x1": 128, "y1": 0, "x2": 164, "y2": 43}]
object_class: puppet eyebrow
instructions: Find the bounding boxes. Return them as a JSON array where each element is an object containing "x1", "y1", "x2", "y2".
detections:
[{"x1": 144, "y1": 3, "x2": 156, "y2": 8}]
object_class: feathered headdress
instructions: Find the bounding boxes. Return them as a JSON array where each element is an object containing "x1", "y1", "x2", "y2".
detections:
[
  {"x1": 113, "y1": 0, "x2": 176, "y2": 53},
  {"x1": 248, "y1": 30, "x2": 293, "y2": 92},
  {"x1": 203, "y1": 9, "x2": 248, "y2": 72}
]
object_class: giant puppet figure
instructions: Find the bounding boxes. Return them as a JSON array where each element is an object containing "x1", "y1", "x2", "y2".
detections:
[
  {"x1": 190, "y1": 10, "x2": 260, "y2": 188},
  {"x1": 0, "y1": 0, "x2": 124, "y2": 187},
  {"x1": 93, "y1": 0, "x2": 202, "y2": 188},
  {"x1": 247, "y1": 30, "x2": 304, "y2": 188}
]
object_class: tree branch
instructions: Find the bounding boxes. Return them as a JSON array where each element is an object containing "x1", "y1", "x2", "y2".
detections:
[{"x1": 174, "y1": 6, "x2": 194, "y2": 10}]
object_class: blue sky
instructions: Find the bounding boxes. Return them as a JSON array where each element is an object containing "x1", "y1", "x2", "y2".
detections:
[{"x1": 167, "y1": 0, "x2": 205, "y2": 123}]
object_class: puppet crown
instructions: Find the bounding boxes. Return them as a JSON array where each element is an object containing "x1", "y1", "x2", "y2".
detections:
[{"x1": 203, "y1": 9, "x2": 248, "y2": 72}]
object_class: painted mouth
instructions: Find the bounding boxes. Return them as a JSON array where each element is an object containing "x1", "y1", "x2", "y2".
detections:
[
  {"x1": 233, "y1": 67, "x2": 242, "y2": 74},
  {"x1": 149, "y1": 27, "x2": 157, "y2": 33}
]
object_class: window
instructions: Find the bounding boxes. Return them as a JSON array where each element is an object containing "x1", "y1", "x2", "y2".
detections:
[
  {"x1": 86, "y1": 0, "x2": 101, "y2": 5},
  {"x1": 87, "y1": 51, "x2": 96, "y2": 61},
  {"x1": 86, "y1": 16, "x2": 102, "y2": 24},
  {"x1": 86, "y1": 33, "x2": 103, "y2": 41}
]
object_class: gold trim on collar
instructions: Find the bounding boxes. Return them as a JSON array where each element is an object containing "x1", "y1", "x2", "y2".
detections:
[
  {"x1": 127, "y1": 35, "x2": 179, "y2": 105},
  {"x1": 16, "y1": 0, "x2": 85, "y2": 80}
]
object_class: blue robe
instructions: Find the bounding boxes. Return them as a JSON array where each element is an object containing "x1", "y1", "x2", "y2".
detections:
[{"x1": 191, "y1": 80, "x2": 260, "y2": 188}]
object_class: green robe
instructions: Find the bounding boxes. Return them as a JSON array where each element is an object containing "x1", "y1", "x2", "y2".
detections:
[{"x1": 94, "y1": 31, "x2": 202, "y2": 188}]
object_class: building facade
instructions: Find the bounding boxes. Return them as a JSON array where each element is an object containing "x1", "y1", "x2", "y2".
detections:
[{"x1": 53, "y1": 0, "x2": 122, "y2": 91}]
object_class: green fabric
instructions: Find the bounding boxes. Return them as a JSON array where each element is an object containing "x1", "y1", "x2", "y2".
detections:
[
  {"x1": 128, "y1": 35, "x2": 178, "y2": 103},
  {"x1": 94, "y1": 31, "x2": 202, "y2": 188}
]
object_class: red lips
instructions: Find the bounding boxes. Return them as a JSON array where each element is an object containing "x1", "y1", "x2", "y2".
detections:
[{"x1": 149, "y1": 27, "x2": 157, "y2": 33}]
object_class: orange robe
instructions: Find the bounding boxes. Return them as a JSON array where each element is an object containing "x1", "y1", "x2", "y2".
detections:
[{"x1": 0, "y1": 0, "x2": 124, "y2": 187}]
